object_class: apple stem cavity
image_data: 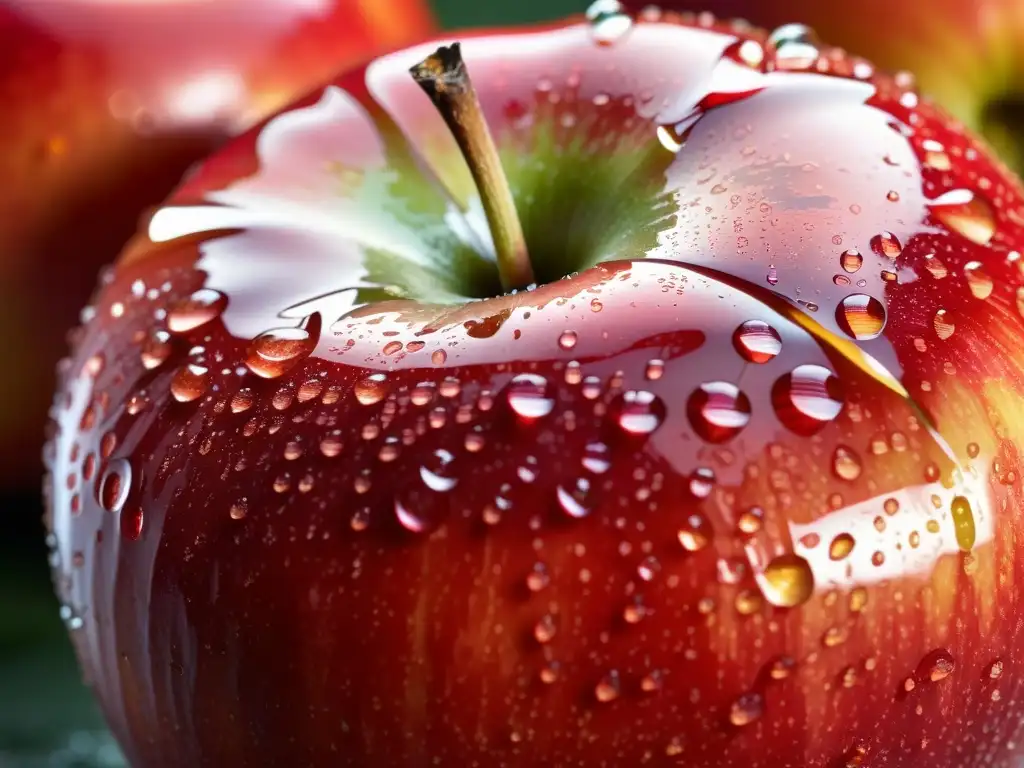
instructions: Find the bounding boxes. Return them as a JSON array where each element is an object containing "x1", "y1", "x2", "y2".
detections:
[{"x1": 410, "y1": 43, "x2": 535, "y2": 292}]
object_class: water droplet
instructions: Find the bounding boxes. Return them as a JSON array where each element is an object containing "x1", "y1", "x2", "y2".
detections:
[
  {"x1": 772, "y1": 364, "x2": 844, "y2": 435},
  {"x1": 836, "y1": 294, "x2": 886, "y2": 340},
  {"x1": 245, "y1": 325, "x2": 317, "y2": 379},
  {"x1": 768, "y1": 656, "x2": 796, "y2": 680},
  {"x1": 420, "y1": 449, "x2": 458, "y2": 492},
  {"x1": 766, "y1": 266, "x2": 779, "y2": 285},
  {"x1": 767, "y1": 23, "x2": 819, "y2": 70},
  {"x1": 951, "y1": 495, "x2": 976, "y2": 551},
  {"x1": 871, "y1": 231, "x2": 903, "y2": 260},
  {"x1": 923, "y1": 253, "x2": 948, "y2": 279},
  {"x1": 526, "y1": 562, "x2": 550, "y2": 592},
  {"x1": 829, "y1": 533, "x2": 855, "y2": 561},
  {"x1": 963, "y1": 261, "x2": 994, "y2": 300},
  {"x1": 395, "y1": 497, "x2": 437, "y2": 534},
  {"x1": 166, "y1": 288, "x2": 227, "y2": 333},
  {"x1": 687, "y1": 382, "x2": 751, "y2": 443},
  {"x1": 988, "y1": 659, "x2": 1004, "y2": 680},
  {"x1": 230, "y1": 500, "x2": 248, "y2": 520},
  {"x1": 678, "y1": 513, "x2": 712, "y2": 552},
  {"x1": 637, "y1": 555, "x2": 661, "y2": 582},
  {"x1": 120, "y1": 506, "x2": 144, "y2": 540},
  {"x1": 582, "y1": 442, "x2": 611, "y2": 473},
  {"x1": 594, "y1": 670, "x2": 621, "y2": 702},
  {"x1": 586, "y1": 0, "x2": 633, "y2": 46},
  {"x1": 645, "y1": 359, "x2": 665, "y2": 381},
  {"x1": 929, "y1": 189, "x2": 995, "y2": 245},
  {"x1": 735, "y1": 589, "x2": 763, "y2": 615},
  {"x1": 933, "y1": 308, "x2": 955, "y2": 340},
  {"x1": 737, "y1": 506, "x2": 764, "y2": 535},
  {"x1": 557, "y1": 478, "x2": 593, "y2": 519},
  {"x1": 760, "y1": 553, "x2": 814, "y2": 607},
  {"x1": 558, "y1": 330, "x2": 578, "y2": 350},
  {"x1": 729, "y1": 692, "x2": 764, "y2": 726},
  {"x1": 506, "y1": 374, "x2": 554, "y2": 420},
  {"x1": 99, "y1": 459, "x2": 131, "y2": 513},
  {"x1": 611, "y1": 390, "x2": 666, "y2": 435},
  {"x1": 354, "y1": 373, "x2": 388, "y2": 405},
  {"x1": 832, "y1": 445, "x2": 862, "y2": 481},
  {"x1": 140, "y1": 330, "x2": 172, "y2": 370},
  {"x1": 534, "y1": 614, "x2": 557, "y2": 643},
  {"x1": 732, "y1": 320, "x2": 782, "y2": 363},
  {"x1": 921, "y1": 649, "x2": 956, "y2": 682},
  {"x1": 170, "y1": 364, "x2": 209, "y2": 403},
  {"x1": 841, "y1": 249, "x2": 863, "y2": 273}
]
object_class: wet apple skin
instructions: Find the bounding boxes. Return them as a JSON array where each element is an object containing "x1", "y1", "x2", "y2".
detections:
[
  {"x1": 0, "y1": 0, "x2": 435, "y2": 489},
  {"x1": 45, "y1": 11, "x2": 1024, "y2": 767}
]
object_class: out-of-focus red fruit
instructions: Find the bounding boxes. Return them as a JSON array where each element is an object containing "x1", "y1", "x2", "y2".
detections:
[
  {"x1": 640, "y1": 0, "x2": 1024, "y2": 174},
  {"x1": 45, "y1": 4, "x2": 1024, "y2": 766},
  {"x1": 0, "y1": 0, "x2": 435, "y2": 489}
]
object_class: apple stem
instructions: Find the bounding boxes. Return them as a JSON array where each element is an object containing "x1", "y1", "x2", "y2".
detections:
[{"x1": 410, "y1": 43, "x2": 535, "y2": 292}]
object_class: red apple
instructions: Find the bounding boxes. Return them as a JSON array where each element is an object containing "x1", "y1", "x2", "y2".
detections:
[
  {"x1": 639, "y1": 0, "x2": 1024, "y2": 175},
  {"x1": 45, "y1": 5, "x2": 1024, "y2": 766},
  {"x1": 0, "y1": 0, "x2": 435, "y2": 489}
]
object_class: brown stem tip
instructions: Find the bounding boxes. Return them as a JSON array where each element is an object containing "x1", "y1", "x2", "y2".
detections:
[{"x1": 410, "y1": 43, "x2": 534, "y2": 292}]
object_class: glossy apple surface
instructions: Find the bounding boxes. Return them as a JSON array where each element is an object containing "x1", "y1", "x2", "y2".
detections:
[
  {"x1": 0, "y1": 0, "x2": 434, "y2": 488},
  {"x1": 641, "y1": 0, "x2": 1024, "y2": 176},
  {"x1": 45, "y1": 8, "x2": 1024, "y2": 766}
]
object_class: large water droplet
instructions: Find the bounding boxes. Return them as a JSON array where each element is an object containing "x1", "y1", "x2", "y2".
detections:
[
  {"x1": 840, "y1": 249, "x2": 863, "y2": 273},
  {"x1": 729, "y1": 692, "x2": 764, "y2": 726},
  {"x1": 506, "y1": 374, "x2": 555, "y2": 420},
  {"x1": 586, "y1": 0, "x2": 633, "y2": 46},
  {"x1": 99, "y1": 459, "x2": 131, "y2": 513},
  {"x1": 963, "y1": 261, "x2": 994, "y2": 300},
  {"x1": 832, "y1": 445, "x2": 862, "y2": 481},
  {"x1": 760, "y1": 553, "x2": 814, "y2": 607},
  {"x1": 772, "y1": 364, "x2": 844, "y2": 435},
  {"x1": 420, "y1": 449, "x2": 458, "y2": 492},
  {"x1": 829, "y1": 533, "x2": 855, "y2": 561},
  {"x1": 245, "y1": 324, "x2": 317, "y2": 379},
  {"x1": 678, "y1": 513, "x2": 711, "y2": 552},
  {"x1": 836, "y1": 294, "x2": 887, "y2": 340},
  {"x1": 929, "y1": 189, "x2": 995, "y2": 245},
  {"x1": 732, "y1": 320, "x2": 782, "y2": 363},
  {"x1": 611, "y1": 390, "x2": 666, "y2": 435},
  {"x1": 933, "y1": 309, "x2": 955, "y2": 340},
  {"x1": 951, "y1": 495, "x2": 976, "y2": 551},
  {"x1": 170, "y1": 364, "x2": 209, "y2": 403},
  {"x1": 870, "y1": 232, "x2": 903, "y2": 260},
  {"x1": 354, "y1": 373, "x2": 388, "y2": 405},
  {"x1": 582, "y1": 441, "x2": 611, "y2": 474},
  {"x1": 767, "y1": 23, "x2": 819, "y2": 70},
  {"x1": 557, "y1": 478, "x2": 593, "y2": 519},
  {"x1": 687, "y1": 381, "x2": 751, "y2": 443},
  {"x1": 166, "y1": 288, "x2": 227, "y2": 333},
  {"x1": 140, "y1": 330, "x2": 172, "y2": 370}
]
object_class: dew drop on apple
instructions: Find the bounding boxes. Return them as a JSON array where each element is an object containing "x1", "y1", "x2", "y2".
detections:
[
  {"x1": 534, "y1": 614, "x2": 557, "y2": 643},
  {"x1": 420, "y1": 449, "x2": 458, "y2": 492},
  {"x1": 737, "y1": 506, "x2": 764, "y2": 535},
  {"x1": 354, "y1": 373, "x2": 388, "y2": 405},
  {"x1": 611, "y1": 390, "x2": 666, "y2": 435},
  {"x1": 687, "y1": 381, "x2": 751, "y2": 443},
  {"x1": 677, "y1": 513, "x2": 711, "y2": 552},
  {"x1": 836, "y1": 294, "x2": 887, "y2": 340},
  {"x1": 585, "y1": 0, "x2": 632, "y2": 46},
  {"x1": 637, "y1": 555, "x2": 661, "y2": 581},
  {"x1": 99, "y1": 459, "x2": 131, "y2": 513},
  {"x1": 526, "y1": 562, "x2": 550, "y2": 592},
  {"x1": 829, "y1": 532, "x2": 855, "y2": 561},
  {"x1": 772, "y1": 364, "x2": 844, "y2": 435},
  {"x1": 594, "y1": 670, "x2": 621, "y2": 702},
  {"x1": 166, "y1": 288, "x2": 227, "y2": 333},
  {"x1": 245, "y1": 326, "x2": 317, "y2": 379},
  {"x1": 557, "y1": 330, "x2": 578, "y2": 350},
  {"x1": 766, "y1": 23, "x2": 819, "y2": 71},
  {"x1": 120, "y1": 506, "x2": 144, "y2": 540},
  {"x1": 394, "y1": 497, "x2": 434, "y2": 534},
  {"x1": 933, "y1": 308, "x2": 955, "y2": 340},
  {"x1": 506, "y1": 374, "x2": 555, "y2": 419},
  {"x1": 230, "y1": 388, "x2": 254, "y2": 413},
  {"x1": 760, "y1": 553, "x2": 814, "y2": 607},
  {"x1": 229, "y1": 499, "x2": 248, "y2": 520},
  {"x1": 170, "y1": 364, "x2": 209, "y2": 403},
  {"x1": 729, "y1": 692, "x2": 764, "y2": 726},
  {"x1": 557, "y1": 478, "x2": 593, "y2": 519},
  {"x1": 644, "y1": 359, "x2": 664, "y2": 381},
  {"x1": 732, "y1": 320, "x2": 782, "y2": 363},
  {"x1": 928, "y1": 189, "x2": 995, "y2": 245},
  {"x1": 840, "y1": 249, "x2": 863, "y2": 273},
  {"x1": 582, "y1": 441, "x2": 611, "y2": 473},
  {"x1": 832, "y1": 445, "x2": 862, "y2": 481},
  {"x1": 60, "y1": 604, "x2": 84, "y2": 632},
  {"x1": 963, "y1": 261, "x2": 994, "y2": 300},
  {"x1": 140, "y1": 330, "x2": 172, "y2": 370},
  {"x1": 951, "y1": 495, "x2": 976, "y2": 551},
  {"x1": 920, "y1": 649, "x2": 956, "y2": 682},
  {"x1": 870, "y1": 231, "x2": 902, "y2": 260}
]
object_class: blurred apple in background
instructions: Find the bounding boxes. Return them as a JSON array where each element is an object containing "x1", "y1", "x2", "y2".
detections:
[
  {"x1": 0, "y1": 0, "x2": 435, "y2": 490},
  {"x1": 640, "y1": 0, "x2": 1024, "y2": 176}
]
